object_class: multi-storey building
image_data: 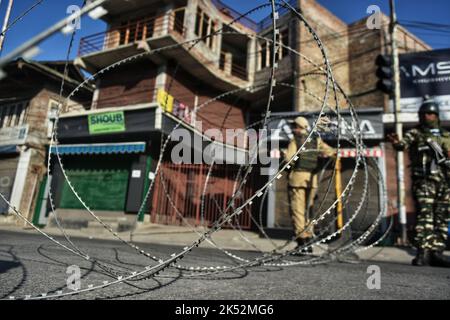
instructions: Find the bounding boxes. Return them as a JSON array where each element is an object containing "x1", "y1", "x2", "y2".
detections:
[
  {"x1": 0, "y1": 59, "x2": 92, "y2": 225},
  {"x1": 51, "y1": 0, "x2": 261, "y2": 231},
  {"x1": 50, "y1": 0, "x2": 433, "y2": 236}
]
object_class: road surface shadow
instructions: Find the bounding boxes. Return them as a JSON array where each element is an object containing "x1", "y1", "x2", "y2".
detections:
[{"x1": 0, "y1": 259, "x2": 21, "y2": 273}]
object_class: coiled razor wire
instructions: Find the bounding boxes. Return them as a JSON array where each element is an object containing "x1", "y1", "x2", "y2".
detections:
[
  {"x1": 0, "y1": 0, "x2": 392, "y2": 300},
  {"x1": 4, "y1": 0, "x2": 380, "y2": 296}
]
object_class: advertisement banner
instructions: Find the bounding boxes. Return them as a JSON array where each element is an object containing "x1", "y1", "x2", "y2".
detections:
[
  {"x1": 395, "y1": 48, "x2": 450, "y2": 120},
  {"x1": 88, "y1": 111, "x2": 126, "y2": 135},
  {"x1": 157, "y1": 89, "x2": 174, "y2": 113}
]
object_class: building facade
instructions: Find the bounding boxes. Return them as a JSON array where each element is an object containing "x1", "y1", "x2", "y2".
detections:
[
  {"x1": 0, "y1": 59, "x2": 92, "y2": 225},
  {"x1": 51, "y1": 0, "x2": 260, "y2": 230},
  {"x1": 46, "y1": 0, "x2": 436, "y2": 235}
]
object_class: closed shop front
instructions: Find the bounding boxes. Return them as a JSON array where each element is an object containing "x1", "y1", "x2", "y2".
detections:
[
  {"x1": 50, "y1": 143, "x2": 148, "y2": 214},
  {"x1": 51, "y1": 106, "x2": 158, "y2": 219},
  {"x1": 58, "y1": 155, "x2": 131, "y2": 211},
  {"x1": 264, "y1": 109, "x2": 386, "y2": 239}
]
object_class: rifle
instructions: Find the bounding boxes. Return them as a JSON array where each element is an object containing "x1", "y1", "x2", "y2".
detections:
[{"x1": 426, "y1": 138, "x2": 450, "y2": 170}]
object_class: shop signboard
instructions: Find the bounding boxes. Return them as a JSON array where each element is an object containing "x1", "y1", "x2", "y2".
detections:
[
  {"x1": 390, "y1": 48, "x2": 450, "y2": 121},
  {"x1": 0, "y1": 125, "x2": 28, "y2": 147},
  {"x1": 267, "y1": 109, "x2": 384, "y2": 142},
  {"x1": 88, "y1": 111, "x2": 126, "y2": 135}
]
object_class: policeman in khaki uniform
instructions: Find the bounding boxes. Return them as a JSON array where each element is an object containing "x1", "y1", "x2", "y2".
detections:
[
  {"x1": 285, "y1": 117, "x2": 336, "y2": 252},
  {"x1": 388, "y1": 96, "x2": 450, "y2": 267}
]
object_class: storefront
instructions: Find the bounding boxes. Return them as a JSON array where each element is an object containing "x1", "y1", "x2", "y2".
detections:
[
  {"x1": 46, "y1": 101, "x2": 259, "y2": 229},
  {"x1": 263, "y1": 108, "x2": 386, "y2": 240},
  {"x1": 50, "y1": 144, "x2": 147, "y2": 212},
  {"x1": 47, "y1": 106, "x2": 159, "y2": 223}
]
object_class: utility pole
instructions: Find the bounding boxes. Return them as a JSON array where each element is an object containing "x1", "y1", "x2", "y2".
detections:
[
  {"x1": 0, "y1": 0, "x2": 14, "y2": 54},
  {"x1": 389, "y1": 0, "x2": 407, "y2": 245}
]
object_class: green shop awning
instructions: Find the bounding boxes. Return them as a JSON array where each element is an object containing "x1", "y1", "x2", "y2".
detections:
[{"x1": 50, "y1": 142, "x2": 146, "y2": 155}]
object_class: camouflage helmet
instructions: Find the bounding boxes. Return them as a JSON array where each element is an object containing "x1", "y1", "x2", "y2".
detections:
[{"x1": 419, "y1": 95, "x2": 440, "y2": 116}]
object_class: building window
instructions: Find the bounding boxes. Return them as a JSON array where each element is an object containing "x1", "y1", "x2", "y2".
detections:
[
  {"x1": 47, "y1": 99, "x2": 61, "y2": 138},
  {"x1": 195, "y1": 8, "x2": 202, "y2": 36},
  {"x1": 173, "y1": 8, "x2": 185, "y2": 34},
  {"x1": 259, "y1": 41, "x2": 269, "y2": 70},
  {"x1": 48, "y1": 99, "x2": 60, "y2": 119},
  {"x1": 258, "y1": 29, "x2": 289, "y2": 70},
  {"x1": 0, "y1": 102, "x2": 28, "y2": 129},
  {"x1": 194, "y1": 7, "x2": 215, "y2": 50},
  {"x1": 202, "y1": 13, "x2": 210, "y2": 39},
  {"x1": 279, "y1": 28, "x2": 289, "y2": 59},
  {"x1": 219, "y1": 52, "x2": 226, "y2": 70},
  {"x1": 209, "y1": 20, "x2": 216, "y2": 50},
  {"x1": 117, "y1": 13, "x2": 158, "y2": 46}
]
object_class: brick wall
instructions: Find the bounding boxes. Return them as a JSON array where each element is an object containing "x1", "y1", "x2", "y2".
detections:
[
  {"x1": 347, "y1": 19, "x2": 385, "y2": 109},
  {"x1": 347, "y1": 15, "x2": 430, "y2": 109},
  {"x1": 288, "y1": 1, "x2": 431, "y2": 111},
  {"x1": 96, "y1": 60, "x2": 158, "y2": 109},
  {"x1": 166, "y1": 64, "x2": 247, "y2": 134},
  {"x1": 295, "y1": 0, "x2": 350, "y2": 111},
  {"x1": 18, "y1": 149, "x2": 46, "y2": 221}
]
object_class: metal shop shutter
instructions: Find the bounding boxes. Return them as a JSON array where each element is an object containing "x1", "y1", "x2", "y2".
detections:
[{"x1": 59, "y1": 168, "x2": 129, "y2": 211}]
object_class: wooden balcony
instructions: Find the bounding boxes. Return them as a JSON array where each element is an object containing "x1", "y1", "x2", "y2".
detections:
[
  {"x1": 77, "y1": 7, "x2": 250, "y2": 91},
  {"x1": 79, "y1": 9, "x2": 186, "y2": 56}
]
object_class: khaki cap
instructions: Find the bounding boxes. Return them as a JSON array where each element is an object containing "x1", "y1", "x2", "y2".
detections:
[{"x1": 294, "y1": 116, "x2": 309, "y2": 129}]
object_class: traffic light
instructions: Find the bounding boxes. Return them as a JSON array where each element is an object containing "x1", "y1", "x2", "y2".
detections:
[{"x1": 375, "y1": 54, "x2": 394, "y2": 95}]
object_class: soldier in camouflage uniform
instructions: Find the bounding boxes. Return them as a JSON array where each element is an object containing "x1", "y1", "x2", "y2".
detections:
[{"x1": 388, "y1": 97, "x2": 450, "y2": 267}]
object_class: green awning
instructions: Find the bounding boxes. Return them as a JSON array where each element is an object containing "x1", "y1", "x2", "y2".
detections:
[{"x1": 50, "y1": 142, "x2": 146, "y2": 155}]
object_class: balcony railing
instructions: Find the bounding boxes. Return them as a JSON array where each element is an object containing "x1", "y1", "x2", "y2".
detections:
[
  {"x1": 78, "y1": 6, "x2": 251, "y2": 82},
  {"x1": 78, "y1": 9, "x2": 186, "y2": 56},
  {"x1": 211, "y1": 0, "x2": 259, "y2": 31},
  {"x1": 212, "y1": 0, "x2": 297, "y2": 32}
]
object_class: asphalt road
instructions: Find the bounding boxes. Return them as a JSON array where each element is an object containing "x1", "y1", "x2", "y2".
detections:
[{"x1": 1, "y1": 230, "x2": 449, "y2": 300}]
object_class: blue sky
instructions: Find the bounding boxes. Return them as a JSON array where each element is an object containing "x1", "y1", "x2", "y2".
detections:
[{"x1": 0, "y1": 0, "x2": 449, "y2": 61}]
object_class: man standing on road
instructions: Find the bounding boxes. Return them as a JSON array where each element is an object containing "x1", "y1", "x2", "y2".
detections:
[
  {"x1": 388, "y1": 96, "x2": 450, "y2": 267},
  {"x1": 285, "y1": 116, "x2": 335, "y2": 253}
]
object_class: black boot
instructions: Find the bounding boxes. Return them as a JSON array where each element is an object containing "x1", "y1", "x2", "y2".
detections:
[
  {"x1": 412, "y1": 248, "x2": 431, "y2": 266},
  {"x1": 290, "y1": 238, "x2": 311, "y2": 256},
  {"x1": 302, "y1": 238, "x2": 313, "y2": 254},
  {"x1": 430, "y1": 250, "x2": 450, "y2": 268}
]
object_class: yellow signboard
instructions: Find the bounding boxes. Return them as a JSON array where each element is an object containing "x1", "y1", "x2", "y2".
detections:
[{"x1": 157, "y1": 89, "x2": 174, "y2": 113}]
